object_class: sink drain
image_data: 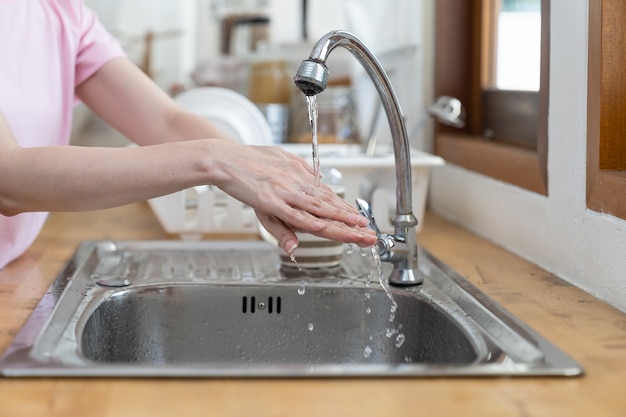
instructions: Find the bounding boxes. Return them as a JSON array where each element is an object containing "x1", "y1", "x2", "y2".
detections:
[{"x1": 242, "y1": 296, "x2": 281, "y2": 314}]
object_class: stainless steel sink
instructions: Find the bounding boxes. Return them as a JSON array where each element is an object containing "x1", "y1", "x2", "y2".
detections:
[
  {"x1": 0, "y1": 240, "x2": 582, "y2": 377},
  {"x1": 80, "y1": 285, "x2": 480, "y2": 368}
]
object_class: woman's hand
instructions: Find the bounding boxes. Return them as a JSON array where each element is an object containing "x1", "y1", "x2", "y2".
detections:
[{"x1": 205, "y1": 141, "x2": 377, "y2": 254}]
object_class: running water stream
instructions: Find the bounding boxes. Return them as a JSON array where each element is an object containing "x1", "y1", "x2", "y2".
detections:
[
  {"x1": 301, "y1": 94, "x2": 403, "y2": 355},
  {"x1": 306, "y1": 95, "x2": 321, "y2": 188}
]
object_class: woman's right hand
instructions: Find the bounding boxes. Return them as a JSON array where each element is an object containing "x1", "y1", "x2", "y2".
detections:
[{"x1": 204, "y1": 140, "x2": 378, "y2": 255}]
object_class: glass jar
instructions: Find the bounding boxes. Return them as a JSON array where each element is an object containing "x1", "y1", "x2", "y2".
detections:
[
  {"x1": 248, "y1": 59, "x2": 291, "y2": 144},
  {"x1": 212, "y1": 0, "x2": 270, "y2": 56},
  {"x1": 289, "y1": 86, "x2": 361, "y2": 145}
]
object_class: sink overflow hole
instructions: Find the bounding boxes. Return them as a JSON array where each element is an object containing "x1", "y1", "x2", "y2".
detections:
[{"x1": 242, "y1": 296, "x2": 281, "y2": 314}]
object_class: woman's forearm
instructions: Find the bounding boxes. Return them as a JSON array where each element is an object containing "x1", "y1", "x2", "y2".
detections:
[{"x1": 0, "y1": 140, "x2": 214, "y2": 215}]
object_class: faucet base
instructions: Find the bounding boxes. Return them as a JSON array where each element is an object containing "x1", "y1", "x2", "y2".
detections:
[{"x1": 389, "y1": 268, "x2": 423, "y2": 287}]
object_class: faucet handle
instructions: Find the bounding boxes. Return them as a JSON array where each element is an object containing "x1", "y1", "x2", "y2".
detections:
[
  {"x1": 356, "y1": 198, "x2": 381, "y2": 235},
  {"x1": 357, "y1": 198, "x2": 407, "y2": 264}
]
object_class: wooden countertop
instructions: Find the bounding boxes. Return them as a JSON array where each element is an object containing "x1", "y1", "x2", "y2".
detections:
[{"x1": 1, "y1": 202, "x2": 626, "y2": 417}]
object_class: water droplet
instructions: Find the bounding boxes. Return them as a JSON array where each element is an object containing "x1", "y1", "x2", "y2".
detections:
[
  {"x1": 365, "y1": 306, "x2": 372, "y2": 314},
  {"x1": 290, "y1": 253, "x2": 302, "y2": 271},
  {"x1": 307, "y1": 323, "x2": 314, "y2": 331},
  {"x1": 297, "y1": 280, "x2": 306, "y2": 295},
  {"x1": 346, "y1": 244, "x2": 354, "y2": 254},
  {"x1": 385, "y1": 328, "x2": 396, "y2": 338},
  {"x1": 395, "y1": 333, "x2": 406, "y2": 348},
  {"x1": 364, "y1": 292, "x2": 371, "y2": 299},
  {"x1": 363, "y1": 345, "x2": 372, "y2": 358}
]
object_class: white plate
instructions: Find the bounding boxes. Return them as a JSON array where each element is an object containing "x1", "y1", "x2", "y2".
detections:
[{"x1": 174, "y1": 87, "x2": 272, "y2": 146}]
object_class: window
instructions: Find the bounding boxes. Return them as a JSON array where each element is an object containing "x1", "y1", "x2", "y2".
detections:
[
  {"x1": 433, "y1": 0, "x2": 549, "y2": 195},
  {"x1": 587, "y1": 0, "x2": 626, "y2": 219},
  {"x1": 487, "y1": 0, "x2": 542, "y2": 91}
]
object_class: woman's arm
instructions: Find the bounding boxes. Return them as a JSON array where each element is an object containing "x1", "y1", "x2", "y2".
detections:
[
  {"x1": 0, "y1": 112, "x2": 214, "y2": 213},
  {"x1": 0, "y1": 58, "x2": 376, "y2": 252},
  {"x1": 75, "y1": 57, "x2": 228, "y2": 145}
]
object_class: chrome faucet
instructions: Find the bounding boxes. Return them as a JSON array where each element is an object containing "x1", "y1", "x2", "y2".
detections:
[{"x1": 294, "y1": 30, "x2": 422, "y2": 286}]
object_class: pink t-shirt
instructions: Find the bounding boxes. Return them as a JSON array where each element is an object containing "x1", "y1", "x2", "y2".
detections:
[{"x1": 0, "y1": 0, "x2": 125, "y2": 269}]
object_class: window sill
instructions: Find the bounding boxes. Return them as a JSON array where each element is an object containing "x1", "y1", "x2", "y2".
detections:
[{"x1": 435, "y1": 132, "x2": 547, "y2": 195}]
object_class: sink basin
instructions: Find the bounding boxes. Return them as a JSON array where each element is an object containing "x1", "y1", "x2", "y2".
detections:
[
  {"x1": 0, "y1": 240, "x2": 582, "y2": 377},
  {"x1": 81, "y1": 284, "x2": 479, "y2": 367}
]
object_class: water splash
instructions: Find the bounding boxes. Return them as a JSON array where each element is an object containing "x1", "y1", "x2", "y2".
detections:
[
  {"x1": 395, "y1": 333, "x2": 406, "y2": 348},
  {"x1": 289, "y1": 253, "x2": 302, "y2": 271},
  {"x1": 369, "y1": 246, "x2": 405, "y2": 349},
  {"x1": 363, "y1": 345, "x2": 372, "y2": 359},
  {"x1": 371, "y1": 247, "x2": 398, "y2": 318}
]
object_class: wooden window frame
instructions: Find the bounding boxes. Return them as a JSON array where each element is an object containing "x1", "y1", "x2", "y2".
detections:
[
  {"x1": 434, "y1": 0, "x2": 549, "y2": 195},
  {"x1": 587, "y1": 0, "x2": 626, "y2": 219}
]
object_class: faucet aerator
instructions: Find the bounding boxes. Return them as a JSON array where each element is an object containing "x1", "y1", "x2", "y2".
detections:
[
  {"x1": 294, "y1": 60, "x2": 329, "y2": 96},
  {"x1": 294, "y1": 81, "x2": 324, "y2": 96}
]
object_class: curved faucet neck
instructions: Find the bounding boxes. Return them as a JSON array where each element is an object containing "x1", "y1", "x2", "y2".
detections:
[
  {"x1": 306, "y1": 31, "x2": 413, "y2": 215},
  {"x1": 301, "y1": 30, "x2": 421, "y2": 286}
]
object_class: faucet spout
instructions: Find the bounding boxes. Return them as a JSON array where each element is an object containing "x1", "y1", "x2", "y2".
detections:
[{"x1": 295, "y1": 30, "x2": 422, "y2": 286}]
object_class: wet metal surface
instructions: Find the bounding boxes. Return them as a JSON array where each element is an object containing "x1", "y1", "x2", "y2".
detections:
[{"x1": 0, "y1": 241, "x2": 582, "y2": 377}]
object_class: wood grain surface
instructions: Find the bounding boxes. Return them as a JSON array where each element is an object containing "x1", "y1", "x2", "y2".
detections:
[{"x1": 1, "y1": 202, "x2": 625, "y2": 417}]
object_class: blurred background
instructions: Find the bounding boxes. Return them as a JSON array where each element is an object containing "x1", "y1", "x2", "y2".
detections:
[{"x1": 73, "y1": 0, "x2": 427, "y2": 153}]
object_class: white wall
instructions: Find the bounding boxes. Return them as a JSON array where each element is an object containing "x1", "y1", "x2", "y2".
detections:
[
  {"x1": 86, "y1": 0, "x2": 198, "y2": 90},
  {"x1": 428, "y1": 0, "x2": 626, "y2": 313},
  {"x1": 88, "y1": 0, "x2": 426, "y2": 144}
]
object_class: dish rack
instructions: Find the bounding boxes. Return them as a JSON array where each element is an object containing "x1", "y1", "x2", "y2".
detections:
[
  {"x1": 147, "y1": 185, "x2": 258, "y2": 239},
  {"x1": 147, "y1": 145, "x2": 444, "y2": 239}
]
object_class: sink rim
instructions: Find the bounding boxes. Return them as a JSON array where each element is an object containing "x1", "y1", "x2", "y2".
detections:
[{"x1": 0, "y1": 240, "x2": 584, "y2": 378}]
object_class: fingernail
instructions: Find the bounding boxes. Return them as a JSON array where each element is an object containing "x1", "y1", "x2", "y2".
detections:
[{"x1": 284, "y1": 239, "x2": 298, "y2": 255}]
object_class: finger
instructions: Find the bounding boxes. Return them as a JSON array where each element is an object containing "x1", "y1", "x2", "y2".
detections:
[
  {"x1": 255, "y1": 210, "x2": 299, "y2": 255},
  {"x1": 273, "y1": 204, "x2": 377, "y2": 246},
  {"x1": 285, "y1": 184, "x2": 369, "y2": 228},
  {"x1": 305, "y1": 218, "x2": 378, "y2": 247}
]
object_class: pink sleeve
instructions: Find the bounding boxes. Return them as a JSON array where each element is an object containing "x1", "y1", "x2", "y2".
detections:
[{"x1": 74, "y1": 3, "x2": 126, "y2": 87}]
